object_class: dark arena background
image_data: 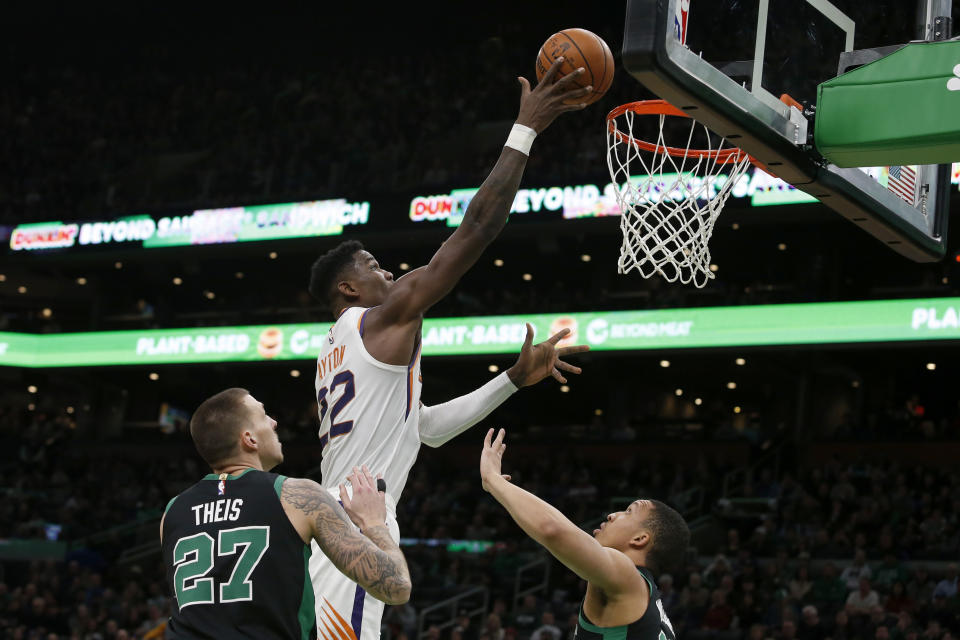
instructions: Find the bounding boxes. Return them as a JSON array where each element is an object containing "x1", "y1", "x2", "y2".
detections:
[{"x1": 3, "y1": 2, "x2": 960, "y2": 639}]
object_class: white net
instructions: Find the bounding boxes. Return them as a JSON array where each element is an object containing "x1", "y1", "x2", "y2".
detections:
[{"x1": 606, "y1": 104, "x2": 753, "y2": 288}]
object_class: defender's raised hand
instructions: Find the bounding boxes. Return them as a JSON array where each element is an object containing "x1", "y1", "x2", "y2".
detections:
[
  {"x1": 515, "y1": 57, "x2": 592, "y2": 133},
  {"x1": 340, "y1": 465, "x2": 387, "y2": 530},
  {"x1": 480, "y1": 428, "x2": 511, "y2": 492},
  {"x1": 506, "y1": 323, "x2": 590, "y2": 387}
]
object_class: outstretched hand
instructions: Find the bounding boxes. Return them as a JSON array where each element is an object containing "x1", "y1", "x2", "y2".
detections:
[
  {"x1": 506, "y1": 323, "x2": 589, "y2": 388},
  {"x1": 339, "y1": 465, "x2": 386, "y2": 530},
  {"x1": 515, "y1": 57, "x2": 592, "y2": 133},
  {"x1": 480, "y1": 428, "x2": 511, "y2": 492}
]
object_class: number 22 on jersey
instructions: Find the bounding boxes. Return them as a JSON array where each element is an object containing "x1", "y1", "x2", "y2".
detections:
[{"x1": 317, "y1": 370, "x2": 356, "y2": 448}]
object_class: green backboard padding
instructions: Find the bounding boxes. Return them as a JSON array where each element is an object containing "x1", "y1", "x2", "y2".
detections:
[{"x1": 815, "y1": 40, "x2": 960, "y2": 168}]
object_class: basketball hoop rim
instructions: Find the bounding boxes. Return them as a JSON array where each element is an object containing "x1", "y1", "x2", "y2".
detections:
[{"x1": 606, "y1": 100, "x2": 760, "y2": 167}]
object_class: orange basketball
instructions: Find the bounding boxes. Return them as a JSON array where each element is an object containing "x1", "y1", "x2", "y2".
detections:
[{"x1": 536, "y1": 28, "x2": 615, "y2": 105}]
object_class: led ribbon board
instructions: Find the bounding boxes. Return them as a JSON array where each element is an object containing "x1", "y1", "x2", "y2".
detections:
[
  {"x1": 9, "y1": 200, "x2": 370, "y2": 252},
  {"x1": 3, "y1": 298, "x2": 960, "y2": 367},
  {"x1": 8, "y1": 167, "x2": 958, "y2": 253}
]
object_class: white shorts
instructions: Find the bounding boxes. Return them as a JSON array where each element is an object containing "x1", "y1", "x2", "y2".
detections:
[{"x1": 309, "y1": 487, "x2": 400, "y2": 640}]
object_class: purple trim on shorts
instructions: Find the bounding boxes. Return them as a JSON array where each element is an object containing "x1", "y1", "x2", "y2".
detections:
[{"x1": 351, "y1": 584, "x2": 366, "y2": 638}]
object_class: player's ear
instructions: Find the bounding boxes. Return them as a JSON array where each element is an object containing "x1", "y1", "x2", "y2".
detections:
[
  {"x1": 337, "y1": 279, "x2": 359, "y2": 300},
  {"x1": 630, "y1": 529, "x2": 651, "y2": 551},
  {"x1": 239, "y1": 429, "x2": 257, "y2": 452}
]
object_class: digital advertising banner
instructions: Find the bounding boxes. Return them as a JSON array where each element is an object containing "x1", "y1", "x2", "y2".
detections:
[
  {"x1": 3, "y1": 297, "x2": 960, "y2": 368},
  {"x1": 9, "y1": 199, "x2": 370, "y2": 252},
  {"x1": 10, "y1": 164, "x2": 959, "y2": 254}
]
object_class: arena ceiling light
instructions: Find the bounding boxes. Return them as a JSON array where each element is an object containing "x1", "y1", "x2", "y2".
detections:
[
  {"x1": 709, "y1": 264, "x2": 719, "y2": 272},
  {"x1": 674, "y1": 388, "x2": 683, "y2": 396},
  {"x1": 659, "y1": 360, "x2": 670, "y2": 368},
  {"x1": 76, "y1": 277, "x2": 87, "y2": 285},
  {"x1": 694, "y1": 398, "x2": 703, "y2": 406},
  {"x1": 488, "y1": 364, "x2": 499, "y2": 373},
  {"x1": 926, "y1": 362, "x2": 937, "y2": 370},
  {"x1": 148, "y1": 372, "x2": 159, "y2": 380},
  {"x1": 735, "y1": 357, "x2": 746, "y2": 366},
  {"x1": 581, "y1": 254, "x2": 591, "y2": 262},
  {"x1": 41, "y1": 308, "x2": 52, "y2": 318},
  {"x1": 399, "y1": 263, "x2": 410, "y2": 271},
  {"x1": 27, "y1": 403, "x2": 35, "y2": 411},
  {"x1": 17, "y1": 286, "x2": 27, "y2": 294},
  {"x1": 268, "y1": 251, "x2": 278, "y2": 259},
  {"x1": 27, "y1": 385, "x2": 37, "y2": 394},
  {"x1": 732, "y1": 223, "x2": 740, "y2": 230},
  {"x1": 594, "y1": 409, "x2": 603, "y2": 416},
  {"x1": 172, "y1": 277, "x2": 183, "y2": 285},
  {"x1": 0, "y1": 274, "x2": 6, "y2": 282},
  {"x1": 235, "y1": 272, "x2": 244, "y2": 279},
  {"x1": 727, "y1": 381, "x2": 737, "y2": 389},
  {"x1": 522, "y1": 273, "x2": 532, "y2": 281},
  {"x1": 778, "y1": 243, "x2": 787, "y2": 251},
  {"x1": 734, "y1": 406, "x2": 742, "y2": 413},
  {"x1": 494, "y1": 259, "x2": 504, "y2": 267},
  {"x1": 559, "y1": 385, "x2": 570, "y2": 393},
  {"x1": 66, "y1": 406, "x2": 75, "y2": 414},
  {"x1": 290, "y1": 369, "x2": 301, "y2": 378},
  {"x1": 204, "y1": 291, "x2": 215, "y2": 300},
  {"x1": 114, "y1": 261, "x2": 123, "y2": 269}
]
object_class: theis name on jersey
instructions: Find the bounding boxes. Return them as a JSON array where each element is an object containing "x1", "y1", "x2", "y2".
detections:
[
  {"x1": 317, "y1": 344, "x2": 346, "y2": 379},
  {"x1": 190, "y1": 499, "x2": 244, "y2": 526}
]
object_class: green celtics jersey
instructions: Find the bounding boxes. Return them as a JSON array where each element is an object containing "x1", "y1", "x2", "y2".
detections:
[
  {"x1": 575, "y1": 567, "x2": 676, "y2": 640},
  {"x1": 162, "y1": 469, "x2": 316, "y2": 640}
]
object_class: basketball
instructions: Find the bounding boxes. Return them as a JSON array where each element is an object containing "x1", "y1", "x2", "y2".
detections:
[{"x1": 536, "y1": 28, "x2": 615, "y2": 105}]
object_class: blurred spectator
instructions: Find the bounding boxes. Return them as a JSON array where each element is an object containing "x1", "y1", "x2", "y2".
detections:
[
  {"x1": 847, "y1": 578, "x2": 881, "y2": 617},
  {"x1": 700, "y1": 589, "x2": 735, "y2": 632},
  {"x1": 811, "y1": 563, "x2": 849, "y2": 613},
  {"x1": 874, "y1": 554, "x2": 909, "y2": 592},
  {"x1": 529, "y1": 611, "x2": 562, "y2": 640},
  {"x1": 830, "y1": 609, "x2": 852, "y2": 640},
  {"x1": 933, "y1": 564, "x2": 959, "y2": 600},
  {"x1": 385, "y1": 602, "x2": 419, "y2": 640},
  {"x1": 483, "y1": 613, "x2": 505, "y2": 640},
  {"x1": 884, "y1": 581, "x2": 915, "y2": 615},
  {"x1": 788, "y1": 566, "x2": 813, "y2": 603},
  {"x1": 512, "y1": 595, "x2": 541, "y2": 637},
  {"x1": 797, "y1": 605, "x2": 823, "y2": 640},
  {"x1": 840, "y1": 550, "x2": 873, "y2": 591}
]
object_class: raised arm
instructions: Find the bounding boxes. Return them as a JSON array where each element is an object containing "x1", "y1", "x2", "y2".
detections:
[
  {"x1": 479, "y1": 429, "x2": 644, "y2": 598},
  {"x1": 367, "y1": 60, "x2": 591, "y2": 330},
  {"x1": 419, "y1": 325, "x2": 589, "y2": 447},
  {"x1": 280, "y1": 470, "x2": 411, "y2": 605}
]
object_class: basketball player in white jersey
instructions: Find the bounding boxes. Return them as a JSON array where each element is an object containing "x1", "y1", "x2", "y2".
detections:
[{"x1": 305, "y1": 58, "x2": 592, "y2": 640}]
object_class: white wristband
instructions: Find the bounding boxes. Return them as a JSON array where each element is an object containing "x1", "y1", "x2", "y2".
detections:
[{"x1": 505, "y1": 123, "x2": 537, "y2": 156}]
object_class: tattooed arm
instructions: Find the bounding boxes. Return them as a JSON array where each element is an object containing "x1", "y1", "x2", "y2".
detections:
[{"x1": 280, "y1": 474, "x2": 411, "y2": 605}]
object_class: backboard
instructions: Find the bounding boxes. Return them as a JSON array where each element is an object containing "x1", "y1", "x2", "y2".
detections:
[{"x1": 621, "y1": 0, "x2": 954, "y2": 262}]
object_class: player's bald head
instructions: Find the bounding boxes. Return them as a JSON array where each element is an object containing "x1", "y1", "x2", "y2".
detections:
[{"x1": 189, "y1": 387, "x2": 255, "y2": 467}]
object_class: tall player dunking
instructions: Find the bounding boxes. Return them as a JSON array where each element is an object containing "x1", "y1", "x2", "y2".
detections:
[{"x1": 306, "y1": 58, "x2": 592, "y2": 640}]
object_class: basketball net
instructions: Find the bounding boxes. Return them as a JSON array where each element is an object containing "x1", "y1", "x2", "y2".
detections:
[{"x1": 606, "y1": 101, "x2": 754, "y2": 288}]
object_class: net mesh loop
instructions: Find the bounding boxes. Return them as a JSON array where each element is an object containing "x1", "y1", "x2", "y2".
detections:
[{"x1": 606, "y1": 100, "x2": 754, "y2": 288}]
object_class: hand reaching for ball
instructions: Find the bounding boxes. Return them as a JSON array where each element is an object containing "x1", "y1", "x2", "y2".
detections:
[
  {"x1": 515, "y1": 57, "x2": 593, "y2": 133},
  {"x1": 515, "y1": 28, "x2": 615, "y2": 133}
]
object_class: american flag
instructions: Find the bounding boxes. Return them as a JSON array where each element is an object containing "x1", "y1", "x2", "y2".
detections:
[{"x1": 887, "y1": 165, "x2": 918, "y2": 205}]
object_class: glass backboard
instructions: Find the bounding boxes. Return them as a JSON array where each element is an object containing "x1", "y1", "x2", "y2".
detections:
[{"x1": 621, "y1": 0, "x2": 953, "y2": 261}]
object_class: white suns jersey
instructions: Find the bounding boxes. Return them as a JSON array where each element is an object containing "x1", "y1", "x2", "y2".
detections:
[{"x1": 314, "y1": 306, "x2": 423, "y2": 501}]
